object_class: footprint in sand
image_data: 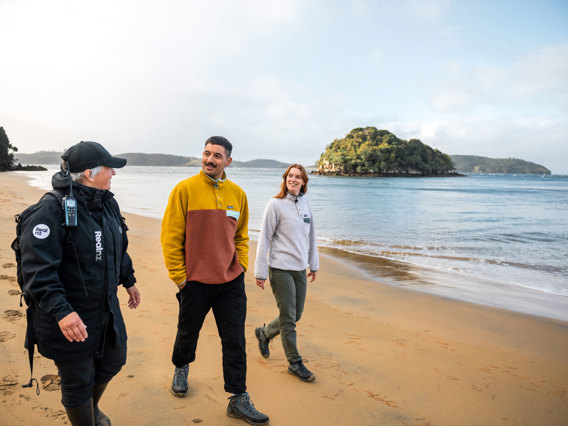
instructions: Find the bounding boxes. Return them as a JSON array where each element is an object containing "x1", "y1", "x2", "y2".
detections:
[
  {"x1": 0, "y1": 331, "x2": 16, "y2": 342},
  {"x1": 0, "y1": 376, "x2": 19, "y2": 395},
  {"x1": 366, "y1": 390, "x2": 398, "y2": 408},
  {"x1": 0, "y1": 274, "x2": 17, "y2": 283},
  {"x1": 2, "y1": 263, "x2": 16, "y2": 268},
  {"x1": 41, "y1": 374, "x2": 61, "y2": 391},
  {"x1": 8, "y1": 289, "x2": 21, "y2": 296},
  {"x1": 3, "y1": 310, "x2": 23, "y2": 322},
  {"x1": 32, "y1": 406, "x2": 66, "y2": 420}
]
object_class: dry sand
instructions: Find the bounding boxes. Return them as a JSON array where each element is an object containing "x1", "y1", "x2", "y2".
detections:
[{"x1": 1, "y1": 171, "x2": 567, "y2": 425}]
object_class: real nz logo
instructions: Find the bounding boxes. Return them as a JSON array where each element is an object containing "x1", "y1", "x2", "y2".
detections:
[{"x1": 95, "y1": 230, "x2": 104, "y2": 261}]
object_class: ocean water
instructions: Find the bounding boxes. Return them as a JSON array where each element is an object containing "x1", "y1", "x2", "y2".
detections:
[{"x1": 18, "y1": 165, "x2": 568, "y2": 321}]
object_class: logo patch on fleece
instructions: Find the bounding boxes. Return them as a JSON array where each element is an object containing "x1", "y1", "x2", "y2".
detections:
[
  {"x1": 32, "y1": 224, "x2": 50, "y2": 239},
  {"x1": 226, "y1": 210, "x2": 240, "y2": 221}
]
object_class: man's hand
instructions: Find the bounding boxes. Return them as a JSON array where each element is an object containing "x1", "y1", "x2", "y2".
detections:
[
  {"x1": 256, "y1": 279, "x2": 266, "y2": 290},
  {"x1": 126, "y1": 285, "x2": 141, "y2": 309},
  {"x1": 307, "y1": 270, "x2": 317, "y2": 283},
  {"x1": 58, "y1": 312, "x2": 88, "y2": 342}
]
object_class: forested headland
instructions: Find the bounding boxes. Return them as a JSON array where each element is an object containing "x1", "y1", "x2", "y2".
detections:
[
  {"x1": 314, "y1": 127, "x2": 458, "y2": 177},
  {"x1": 450, "y1": 155, "x2": 550, "y2": 174}
]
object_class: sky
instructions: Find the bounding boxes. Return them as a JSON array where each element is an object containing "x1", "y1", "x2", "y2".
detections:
[{"x1": 1, "y1": 0, "x2": 567, "y2": 173}]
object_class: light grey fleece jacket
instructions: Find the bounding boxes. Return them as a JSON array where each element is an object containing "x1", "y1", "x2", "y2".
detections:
[{"x1": 254, "y1": 193, "x2": 319, "y2": 280}]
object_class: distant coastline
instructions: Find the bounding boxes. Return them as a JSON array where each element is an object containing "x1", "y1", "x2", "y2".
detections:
[
  {"x1": 13, "y1": 151, "x2": 290, "y2": 169},
  {"x1": 451, "y1": 155, "x2": 550, "y2": 174},
  {"x1": 310, "y1": 170, "x2": 464, "y2": 177},
  {"x1": 13, "y1": 150, "x2": 551, "y2": 174}
]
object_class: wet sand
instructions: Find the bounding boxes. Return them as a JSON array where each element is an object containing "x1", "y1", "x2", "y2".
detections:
[{"x1": 1, "y1": 172, "x2": 567, "y2": 425}]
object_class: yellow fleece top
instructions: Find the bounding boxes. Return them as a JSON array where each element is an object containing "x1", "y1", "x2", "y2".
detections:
[{"x1": 161, "y1": 170, "x2": 249, "y2": 285}]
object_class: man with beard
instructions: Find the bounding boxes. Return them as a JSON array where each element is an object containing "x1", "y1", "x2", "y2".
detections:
[{"x1": 161, "y1": 136, "x2": 268, "y2": 425}]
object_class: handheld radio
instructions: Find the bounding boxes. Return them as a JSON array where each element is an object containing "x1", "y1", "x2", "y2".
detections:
[{"x1": 62, "y1": 161, "x2": 78, "y2": 227}]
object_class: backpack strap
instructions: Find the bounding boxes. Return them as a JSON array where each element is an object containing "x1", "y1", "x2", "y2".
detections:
[
  {"x1": 19, "y1": 189, "x2": 66, "y2": 395},
  {"x1": 22, "y1": 305, "x2": 40, "y2": 394}
]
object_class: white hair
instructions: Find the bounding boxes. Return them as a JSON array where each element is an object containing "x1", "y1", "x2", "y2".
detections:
[{"x1": 61, "y1": 160, "x2": 103, "y2": 183}]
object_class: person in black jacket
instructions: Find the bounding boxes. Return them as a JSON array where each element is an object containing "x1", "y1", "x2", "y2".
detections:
[{"x1": 19, "y1": 141, "x2": 141, "y2": 425}]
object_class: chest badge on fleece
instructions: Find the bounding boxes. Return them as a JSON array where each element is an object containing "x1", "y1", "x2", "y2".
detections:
[{"x1": 226, "y1": 210, "x2": 240, "y2": 221}]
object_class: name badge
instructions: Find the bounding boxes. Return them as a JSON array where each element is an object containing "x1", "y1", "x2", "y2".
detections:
[
  {"x1": 303, "y1": 217, "x2": 311, "y2": 224},
  {"x1": 226, "y1": 210, "x2": 240, "y2": 221}
]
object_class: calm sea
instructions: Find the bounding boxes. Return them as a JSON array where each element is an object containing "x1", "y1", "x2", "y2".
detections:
[{"x1": 17, "y1": 166, "x2": 568, "y2": 322}]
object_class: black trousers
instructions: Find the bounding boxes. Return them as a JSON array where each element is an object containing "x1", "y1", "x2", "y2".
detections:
[
  {"x1": 54, "y1": 340, "x2": 126, "y2": 407},
  {"x1": 172, "y1": 273, "x2": 247, "y2": 394}
]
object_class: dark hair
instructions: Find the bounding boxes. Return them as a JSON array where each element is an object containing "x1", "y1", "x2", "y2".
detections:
[
  {"x1": 274, "y1": 164, "x2": 309, "y2": 199},
  {"x1": 205, "y1": 136, "x2": 232, "y2": 157}
]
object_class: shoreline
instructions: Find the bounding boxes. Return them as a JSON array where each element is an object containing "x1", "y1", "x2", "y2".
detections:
[
  {"x1": 1, "y1": 172, "x2": 568, "y2": 425},
  {"x1": 17, "y1": 167, "x2": 568, "y2": 323},
  {"x1": 318, "y1": 246, "x2": 568, "y2": 323}
]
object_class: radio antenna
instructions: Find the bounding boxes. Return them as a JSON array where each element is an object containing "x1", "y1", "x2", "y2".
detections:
[{"x1": 66, "y1": 161, "x2": 74, "y2": 197}]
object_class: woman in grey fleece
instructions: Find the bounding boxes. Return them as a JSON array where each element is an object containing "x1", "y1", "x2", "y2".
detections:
[{"x1": 254, "y1": 164, "x2": 319, "y2": 382}]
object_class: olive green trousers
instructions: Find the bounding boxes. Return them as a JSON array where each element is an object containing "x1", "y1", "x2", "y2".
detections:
[{"x1": 263, "y1": 268, "x2": 307, "y2": 363}]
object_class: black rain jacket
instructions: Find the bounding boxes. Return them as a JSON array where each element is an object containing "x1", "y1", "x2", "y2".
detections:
[{"x1": 19, "y1": 171, "x2": 136, "y2": 361}]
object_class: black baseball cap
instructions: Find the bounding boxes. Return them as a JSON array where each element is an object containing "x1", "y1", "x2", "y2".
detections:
[{"x1": 61, "y1": 141, "x2": 127, "y2": 172}]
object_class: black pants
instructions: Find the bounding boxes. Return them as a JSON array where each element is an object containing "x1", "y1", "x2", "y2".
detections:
[
  {"x1": 172, "y1": 273, "x2": 247, "y2": 394},
  {"x1": 54, "y1": 342, "x2": 126, "y2": 407}
]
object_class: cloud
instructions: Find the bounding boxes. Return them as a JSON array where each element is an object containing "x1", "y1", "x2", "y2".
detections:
[
  {"x1": 432, "y1": 43, "x2": 568, "y2": 112},
  {"x1": 408, "y1": 0, "x2": 453, "y2": 20},
  {"x1": 384, "y1": 116, "x2": 568, "y2": 174},
  {"x1": 481, "y1": 43, "x2": 568, "y2": 98}
]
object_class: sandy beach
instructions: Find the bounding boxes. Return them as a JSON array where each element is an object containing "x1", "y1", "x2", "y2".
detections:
[{"x1": 1, "y1": 172, "x2": 567, "y2": 425}]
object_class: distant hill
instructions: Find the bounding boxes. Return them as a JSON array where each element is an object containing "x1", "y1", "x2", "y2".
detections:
[
  {"x1": 14, "y1": 151, "x2": 63, "y2": 165},
  {"x1": 450, "y1": 155, "x2": 551, "y2": 174},
  {"x1": 119, "y1": 152, "x2": 197, "y2": 166},
  {"x1": 13, "y1": 151, "x2": 289, "y2": 168},
  {"x1": 231, "y1": 159, "x2": 288, "y2": 168}
]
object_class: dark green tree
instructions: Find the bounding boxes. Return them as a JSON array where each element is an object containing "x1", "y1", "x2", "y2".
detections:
[{"x1": 0, "y1": 127, "x2": 18, "y2": 171}]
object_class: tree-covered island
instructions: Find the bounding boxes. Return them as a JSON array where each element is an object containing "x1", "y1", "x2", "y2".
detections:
[{"x1": 314, "y1": 127, "x2": 459, "y2": 177}]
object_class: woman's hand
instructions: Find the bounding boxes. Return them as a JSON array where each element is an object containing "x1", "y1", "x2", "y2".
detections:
[
  {"x1": 256, "y1": 279, "x2": 266, "y2": 290},
  {"x1": 307, "y1": 270, "x2": 317, "y2": 283},
  {"x1": 58, "y1": 312, "x2": 88, "y2": 342},
  {"x1": 126, "y1": 285, "x2": 141, "y2": 309}
]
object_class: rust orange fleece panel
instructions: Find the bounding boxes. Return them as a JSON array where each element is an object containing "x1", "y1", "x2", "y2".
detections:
[
  {"x1": 184, "y1": 209, "x2": 244, "y2": 284},
  {"x1": 161, "y1": 170, "x2": 249, "y2": 285}
]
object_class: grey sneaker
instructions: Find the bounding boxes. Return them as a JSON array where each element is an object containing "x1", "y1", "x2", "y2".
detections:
[
  {"x1": 171, "y1": 364, "x2": 189, "y2": 397},
  {"x1": 288, "y1": 360, "x2": 315, "y2": 382},
  {"x1": 227, "y1": 393, "x2": 269, "y2": 425},
  {"x1": 255, "y1": 327, "x2": 270, "y2": 359}
]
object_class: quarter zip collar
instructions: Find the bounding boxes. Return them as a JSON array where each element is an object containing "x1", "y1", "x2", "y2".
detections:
[
  {"x1": 285, "y1": 192, "x2": 304, "y2": 203},
  {"x1": 200, "y1": 169, "x2": 227, "y2": 188}
]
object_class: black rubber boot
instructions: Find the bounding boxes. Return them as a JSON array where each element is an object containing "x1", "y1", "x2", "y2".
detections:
[
  {"x1": 92, "y1": 382, "x2": 111, "y2": 426},
  {"x1": 64, "y1": 398, "x2": 95, "y2": 426}
]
